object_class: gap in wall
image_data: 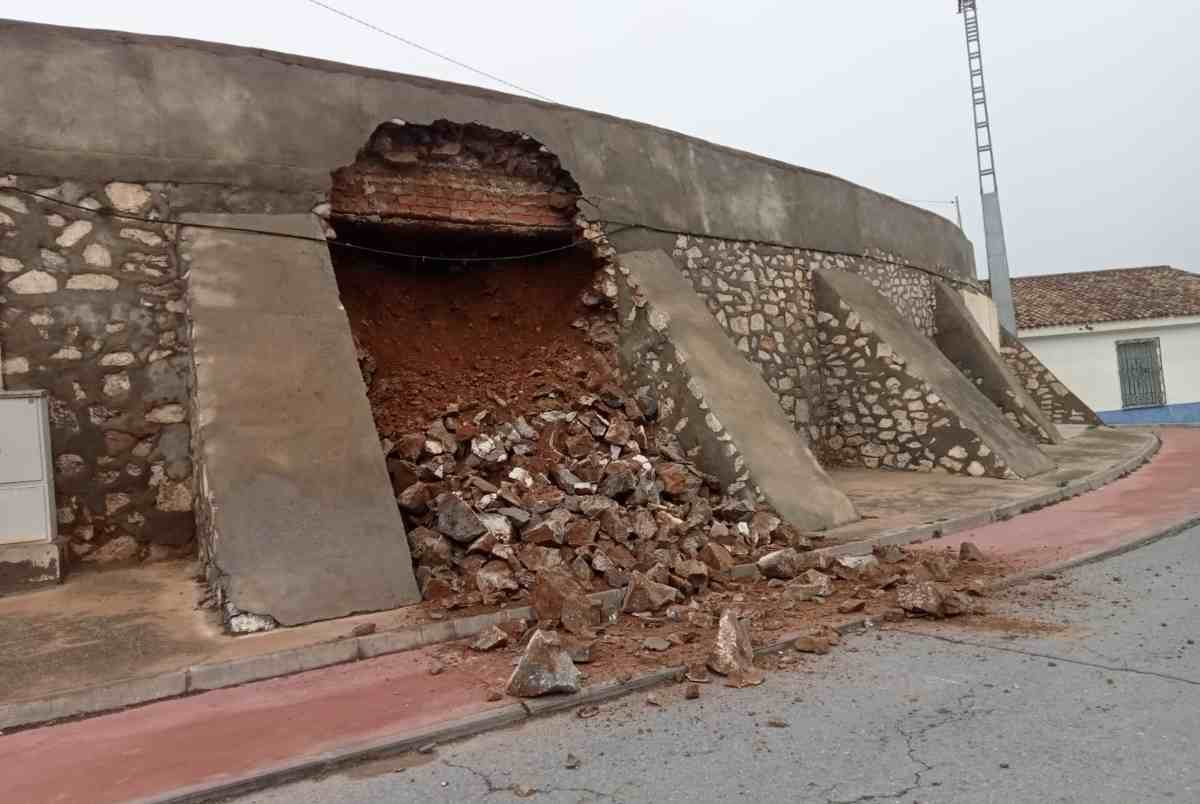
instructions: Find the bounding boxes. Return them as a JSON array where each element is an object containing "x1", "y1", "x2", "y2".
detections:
[{"x1": 329, "y1": 221, "x2": 615, "y2": 443}]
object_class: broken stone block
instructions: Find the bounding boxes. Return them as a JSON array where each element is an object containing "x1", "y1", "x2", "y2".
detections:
[
  {"x1": 673, "y1": 558, "x2": 710, "y2": 591},
  {"x1": 561, "y1": 594, "x2": 604, "y2": 637},
  {"x1": 397, "y1": 481, "x2": 433, "y2": 514},
  {"x1": 699, "y1": 541, "x2": 736, "y2": 574},
  {"x1": 757, "y1": 548, "x2": 806, "y2": 580},
  {"x1": 922, "y1": 555, "x2": 956, "y2": 582},
  {"x1": 408, "y1": 527, "x2": 452, "y2": 567},
  {"x1": 798, "y1": 569, "x2": 835, "y2": 597},
  {"x1": 524, "y1": 517, "x2": 566, "y2": 547},
  {"x1": 598, "y1": 507, "x2": 631, "y2": 541},
  {"x1": 655, "y1": 462, "x2": 695, "y2": 497},
  {"x1": 531, "y1": 568, "x2": 587, "y2": 623},
  {"x1": 506, "y1": 630, "x2": 582, "y2": 698},
  {"x1": 959, "y1": 541, "x2": 986, "y2": 562},
  {"x1": 517, "y1": 543, "x2": 564, "y2": 573},
  {"x1": 642, "y1": 636, "x2": 671, "y2": 652},
  {"x1": 831, "y1": 554, "x2": 881, "y2": 581},
  {"x1": 707, "y1": 609, "x2": 762, "y2": 686},
  {"x1": 941, "y1": 589, "x2": 980, "y2": 617},
  {"x1": 873, "y1": 543, "x2": 907, "y2": 564},
  {"x1": 598, "y1": 462, "x2": 637, "y2": 499},
  {"x1": 435, "y1": 493, "x2": 487, "y2": 543},
  {"x1": 578, "y1": 495, "x2": 618, "y2": 519},
  {"x1": 603, "y1": 417, "x2": 633, "y2": 446},
  {"x1": 476, "y1": 560, "x2": 520, "y2": 603},
  {"x1": 897, "y1": 581, "x2": 945, "y2": 618},
  {"x1": 621, "y1": 570, "x2": 680, "y2": 613},
  {"x1": 472, "y1": 625, "x2": 509, "y2": 651}
]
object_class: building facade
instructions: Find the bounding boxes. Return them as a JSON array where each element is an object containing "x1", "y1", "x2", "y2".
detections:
[{"x1": 1002, "y1": 267, "x2": 1200, "y2": 424}]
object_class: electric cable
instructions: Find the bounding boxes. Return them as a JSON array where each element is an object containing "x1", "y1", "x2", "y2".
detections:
[
  {"x1": 5, "y1": 187, "x2": 622, "y2": 263},
  {"x1": 301, "y1": 0, "x2": 554, "y2": 103},
  {"x1": 7, "y1": 186, "x2": 982, "y2": 289}
]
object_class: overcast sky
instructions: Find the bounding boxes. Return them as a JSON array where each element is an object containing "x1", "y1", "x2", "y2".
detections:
[{"x1": 7, "y1": 1, "x2": 1199, "y2": 278}]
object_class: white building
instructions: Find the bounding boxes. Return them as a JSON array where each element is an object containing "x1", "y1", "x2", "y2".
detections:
[{"x1": 994, "y1": 266, "x2": 1200, "y2": 424}]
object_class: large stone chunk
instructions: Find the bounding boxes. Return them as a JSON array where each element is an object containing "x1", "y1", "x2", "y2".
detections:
[
  {"x1": 621, "y1": 570, "x2": 680, "y2": 613},
  {"x1": 897, "y1": 581, "x2": 944, "y2": 618},
  {"x1": 756, "y1": 547, "x2": 822, "y2": 580},
  {"x1": 699, "y1": 541, "x2": 735, "y2": 574},
  {"x1": 531, "y1": 568, "x2": 587, "y2": 623},
  {"x1": 506, "y1": 630, "x2": 582, "y2": 698},
  {"x1": 706, "y1": 609, "x2": 762, "y2": 686},
  {"x1": 435, "y1": 493, "x2": 486, "y2": 543},
  {"x1": 476, "y1": 560, "x2": 519, "y2": 603},
  {"x1": 408, "y1": 527, "x2": 452, "y2": 567}
]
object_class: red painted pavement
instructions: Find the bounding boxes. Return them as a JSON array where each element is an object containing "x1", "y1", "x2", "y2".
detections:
[
  {"x1": 917, "y1": 428, "x2": 1200, "y2": 568},
  {"x1": 3, "y1": 429, "x2": 1197, "y2": 804},
  {"x1": 0, "y1": 644, "x2": 506, "y2": 804}
]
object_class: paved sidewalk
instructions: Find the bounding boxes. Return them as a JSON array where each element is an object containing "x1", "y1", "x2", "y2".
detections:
[
  {"x1": 2, "y1": 428, "x2": 1196, "y2": 804},
  {"x1": 914, "y1": 427, "x2": 1200, "y2": 569}
]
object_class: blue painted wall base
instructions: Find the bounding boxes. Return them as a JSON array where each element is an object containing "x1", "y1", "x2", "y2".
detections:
[{"x1": 1099, "y1": 401, "x2": 1200, "y2": 425}]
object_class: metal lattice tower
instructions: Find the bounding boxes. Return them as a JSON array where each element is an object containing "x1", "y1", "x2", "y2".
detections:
[{"x1": 959, "y1": 0, "x2": 1017, "y2": 332}]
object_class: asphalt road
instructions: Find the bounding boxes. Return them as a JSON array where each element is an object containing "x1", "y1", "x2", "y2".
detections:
[{"x1": 241, "y1": 526, "x2": 1200, "y2": 804}]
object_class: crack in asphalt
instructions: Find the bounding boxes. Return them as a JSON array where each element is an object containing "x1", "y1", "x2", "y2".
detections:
[
  {"x1": 894, "y1": 629, "x2": 1200, "y2": 686},
  {"x1": 441, "y1": 758, "x2": 624, "y2": 802},
  {"x1": 823, "y1": 690, "x2": 986, "y2": 804}
]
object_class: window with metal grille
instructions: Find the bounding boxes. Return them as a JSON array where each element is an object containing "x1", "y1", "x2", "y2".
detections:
[{"x1": 1116, "y1": 338, "x2": 1166, "y2": 409}]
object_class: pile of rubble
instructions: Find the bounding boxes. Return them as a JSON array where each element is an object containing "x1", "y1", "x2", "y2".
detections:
[
  {"x1": 387, "y1": 383, "x2": 811, "y2": 611},
  {"x1": 492, "y1": 540, "x2": 993, "y2": 698}
]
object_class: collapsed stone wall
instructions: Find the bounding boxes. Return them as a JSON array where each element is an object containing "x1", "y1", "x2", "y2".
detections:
[
  {"x1": 668, "y1": 234, "x2": 938, "y2": 461},
  {"x1": 999, "y1": 329, "x2": 1103, "y2": 426},
  {"x1": 378, "y1": 224, "x2": 813, "y2": 609},
  {"x1": 815, "y1": 300, "x2": 1012, "y2": 478}
]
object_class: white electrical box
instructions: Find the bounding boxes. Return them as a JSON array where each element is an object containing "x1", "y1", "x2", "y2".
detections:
[{"x1": 0, "y1": 390, "x2": 58, "y2": 546}]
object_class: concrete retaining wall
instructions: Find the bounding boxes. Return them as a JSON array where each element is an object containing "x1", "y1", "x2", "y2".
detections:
[{"x1": 0, "y1": 19, "x2": 975, "y2": 281}]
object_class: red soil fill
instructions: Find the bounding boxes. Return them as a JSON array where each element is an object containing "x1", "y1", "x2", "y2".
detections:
[{"x1": 333, "y1": 247, "x2": 612, "y2": 438}]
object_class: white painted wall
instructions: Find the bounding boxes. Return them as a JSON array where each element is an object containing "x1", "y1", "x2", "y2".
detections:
[
  {"x1": 1019, "y1": 316, "x2": 1200, "y2": 411},
  {"x1": 960, "y1": 290, "x2": 1000, "y2": 349}
]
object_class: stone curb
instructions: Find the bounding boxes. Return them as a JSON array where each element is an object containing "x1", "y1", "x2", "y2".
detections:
[
  {"x1": 0, "y1": 433, "x2": 1160, "y2": 733},
  {"x1": 128, "y1": 624, "x2": 871, "y2": 804},
  {"x1": 986, "y1": 514, "x2": 1200, "y2": 593}
]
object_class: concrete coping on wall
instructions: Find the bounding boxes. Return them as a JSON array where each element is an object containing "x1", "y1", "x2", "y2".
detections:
[{"x1": 0, "y1": 430, "x2": 1160, "y2": 733}]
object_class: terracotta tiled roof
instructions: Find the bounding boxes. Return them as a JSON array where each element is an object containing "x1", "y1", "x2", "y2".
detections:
[{"x1": 982, "y1": 266, "x2": 1200, "y2": 330}]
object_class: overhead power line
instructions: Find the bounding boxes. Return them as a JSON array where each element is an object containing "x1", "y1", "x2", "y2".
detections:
[{"x1": 301, "y1": 0, "x2": 554, "y2": 103}]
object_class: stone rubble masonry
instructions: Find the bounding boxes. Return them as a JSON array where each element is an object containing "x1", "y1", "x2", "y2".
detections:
[
  {"x1": 614, "y1": 248, "x2": 857, "y2": 530},
  {"x1": 811, "y1": 270, "x2": 1056, "y2": 480},
  {"x1": 615, "y1": 261, "x2": 764, "y2": 502},
  {"x1": 932, "y1": 281, "x2": 1063, "y2": 446},
  {"x1": 815, "y1": 293, "x2": 1012, "y2": 478},
  {"x1": 999, "y1": 328, "x2": 1103, "y2": 426},
  {"x1": 668, "y1": 234, "x2": 938, "y2": 463},
  {"x1": 0, "y1": 177, "x2": 194, "y2": 561},
  {"x1": 0, "y1": 174, "x2": 326, "y2": 566}
]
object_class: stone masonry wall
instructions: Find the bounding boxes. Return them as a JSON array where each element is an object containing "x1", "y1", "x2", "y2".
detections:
[
  {"x1": 816, "y1": 300, "x2": 1013, "y2": 478},
  {"x1": 668, "y1": 234, "x2": 937, "y2": 459},
  {"x1": 0, "y1": 174, "x2": 326, "y2": 568},
  {"x1": 999, "y1": 329, "x2": 1103, "y2": 426},
  {"x1": 0, "y1": 177, "x2": 194, "y2": 563}
]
